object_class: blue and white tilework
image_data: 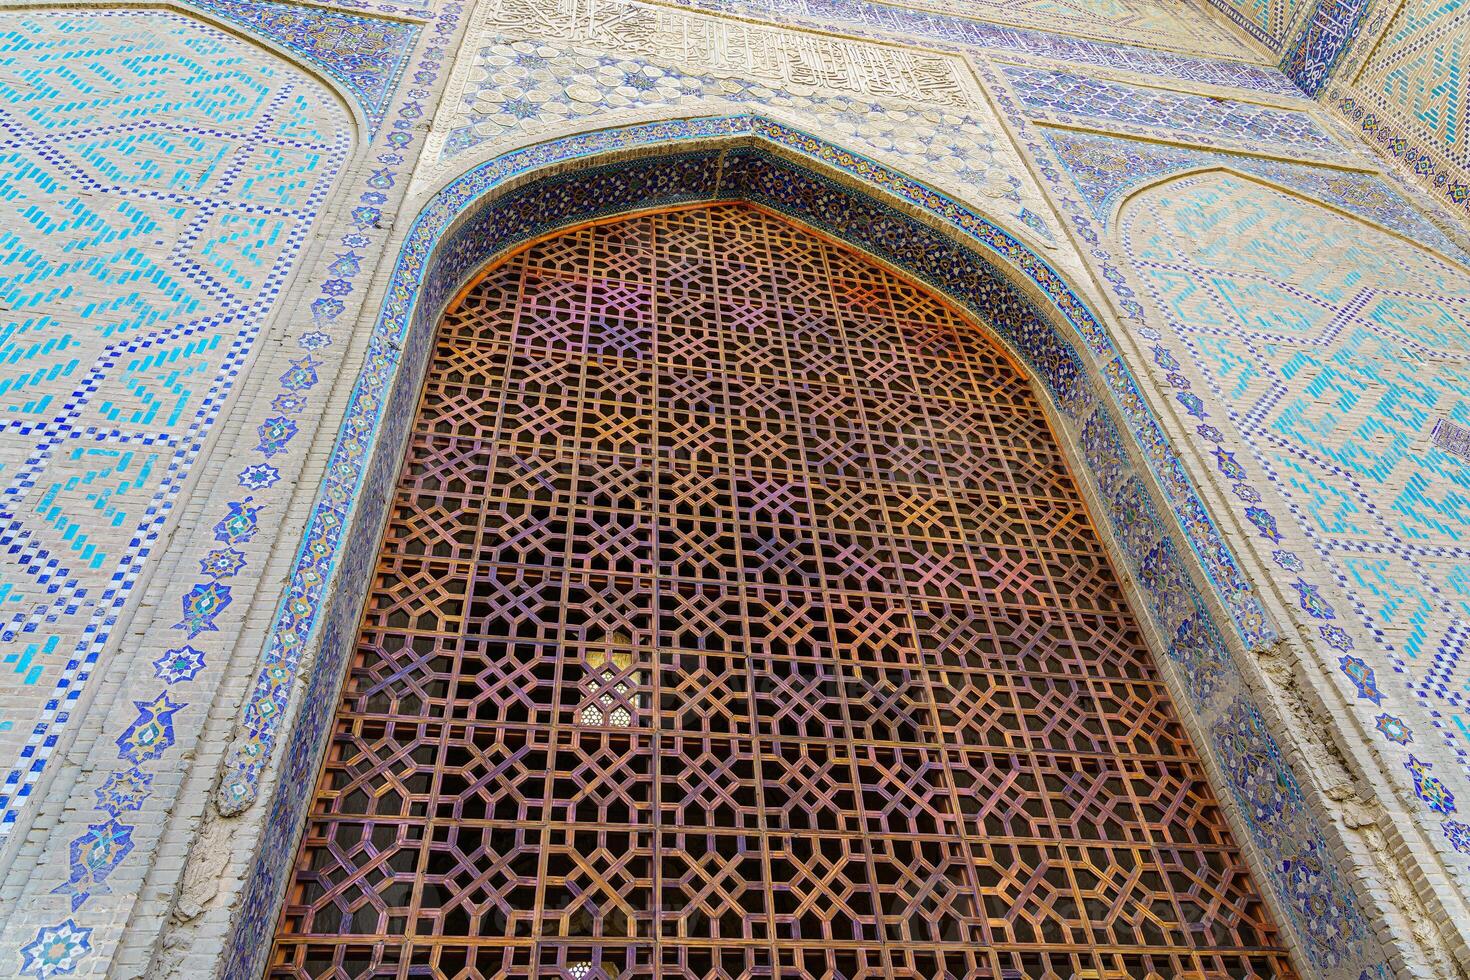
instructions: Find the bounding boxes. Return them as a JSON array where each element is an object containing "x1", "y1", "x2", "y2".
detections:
[
  {"x1": 704, "y1": 0, "x2": 1260, "y2": 57},
  {"x1": 3, "y1": 0, "x2": 462, "y2": 969},
  {"x1": 1011, "y1": 36, "x2": 1470, "y2": 860},
  {"x1": 1118, "y1": 172, "x2": 1470, "y2": 801},
  {"x1": 186, "y1": 0, "x2": 423, "y2": 129},
  {"x1": 425, "y1": 31, "x2": 1058, "y2": 245},
  {"x1": 1204, "y1": 0, "x2": 1303, "y2": 49},
  {"x1": 1333, "y1": 90, "x2": 1470, "y2": 219},
  {"x1": 4, "y1": 0, "x2": 1465, "y2": 971},
  {"x1": 985, "y1": 44, "x2": 1470, "y2": 948},
  {"x1": 1043, "y1": 127, "x2": 1469, "y2": 260},
  {"x1": 0, "y1": 9, "x2": 347, "y2": 836},
  {"x1": 1282, "y1": 0, "x2": 1370, "y2": 95},
  {"x1": 1002, "y1": 65, "x2": 1350, "y2": 157},
  {"x1": 18, "y1": 919, "x2": 91, "y2": 980}
]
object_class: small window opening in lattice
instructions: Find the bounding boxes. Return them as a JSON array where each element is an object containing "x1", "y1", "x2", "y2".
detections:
[{"x1": 576, "y1": 634, "x2": 646, "y2": 728}]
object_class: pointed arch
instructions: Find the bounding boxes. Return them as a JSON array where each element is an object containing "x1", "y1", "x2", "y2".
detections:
[{"x1": 218, "y1": 119, "x2": 1396, "y2": 980}]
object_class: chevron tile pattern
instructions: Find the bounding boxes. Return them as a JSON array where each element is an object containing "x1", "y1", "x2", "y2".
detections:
[
  {"x1": 1123, "y1": 172, "x2": 1470, "y2": 795},
  {"x1": 0, "y1": 9, "x2": 346, "y2": 833}
]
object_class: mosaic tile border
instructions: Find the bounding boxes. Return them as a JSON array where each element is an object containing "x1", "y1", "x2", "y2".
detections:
[
  {"x1": 1332, "y1": 90, "x2": 1470, "y2": 222},
  {"x1": 1001, "y1": 64, "x2": 1349, "y2": 157},
  {"x1": 1205, "y1": 0, "x2": 1285, "y2": 48},
  {"x1": 1433, "y1": 418, "x2": 1470, "y2": 463},
  {"x1": 212, "y1": 117, "x2": 1399, "y2": 976}
]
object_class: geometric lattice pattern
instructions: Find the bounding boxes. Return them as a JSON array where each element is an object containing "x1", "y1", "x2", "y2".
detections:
[
  {"x1": 270, "y1": 204, "x2": 1293, "y2": 977},
  {"x1": 0, "y1": 10, "x2": 345, "y2": 830}
]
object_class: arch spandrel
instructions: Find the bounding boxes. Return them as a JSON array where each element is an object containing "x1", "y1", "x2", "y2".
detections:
[{"x1": 209, "y1": 124, "x2": 1410, "y2": 979}]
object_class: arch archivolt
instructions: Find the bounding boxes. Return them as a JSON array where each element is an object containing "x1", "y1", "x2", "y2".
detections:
[{"x1": 208, "y1": 119, "x2": 1413, "y2": 979}]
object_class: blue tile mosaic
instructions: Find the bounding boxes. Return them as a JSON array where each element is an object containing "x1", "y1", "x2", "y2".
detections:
[
  {"x1": 1003, "y1": 65, "x2": 1345, "y2": 154},
  {"x1": 0, "y1": 8, "x2": 347, "y2": 837}
]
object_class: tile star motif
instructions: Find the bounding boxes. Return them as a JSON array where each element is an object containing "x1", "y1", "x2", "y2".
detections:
[
  {"x1": 278, "y1": 355, "x2": 321, "y2": 392},
  {"x1": 1406, "y1": 755, "x2": 1457, "y2": 814},
  {"x1": 19, "y1": 919, "x2": 92, "y2": 979},
  {"x1": 1375, "y1": 713, "x2": 1413, "y2": 744},
  {"x1": 238, "y1": 464, "x2": 281, "y2": 491},
  {"x1": 213, "y1": 500, "x2": 262, "y2": 545},
  {"x1": 115, "y1": 693, "x2": 184, "y2": 765},
  {"x1": 256, "y1": 416, "x2": 299, "y2": 457},
  {"x1": 200, "y1": 549, "x2": 247, "y2": 580},
  {"x1": 52, "y1": 819, "x2": 136, "y2": 910},
  {"x1": 0, "y1": 8, "x2": 346, "y2": 836},
  {"x1": 94, "y1": 768, "x2": 153, "y2": 817},
  {"x1": 153, "y1": 645, "x2": 207, "y2": 684}
]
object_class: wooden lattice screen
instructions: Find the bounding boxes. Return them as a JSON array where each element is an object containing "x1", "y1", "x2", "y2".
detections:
[{"x1": 268, "y1": 204, "x2": 1294, "y2": 979}]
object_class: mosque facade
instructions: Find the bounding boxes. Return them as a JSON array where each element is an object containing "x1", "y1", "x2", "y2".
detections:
[{"x1": 0, "y1": 0, "x2": 1468, "y2": 975}]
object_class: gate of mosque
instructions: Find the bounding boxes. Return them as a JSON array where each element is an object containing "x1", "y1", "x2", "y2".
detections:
[{"x1": 267, "y1": 204, "x2": 1294, "y2": 978}]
